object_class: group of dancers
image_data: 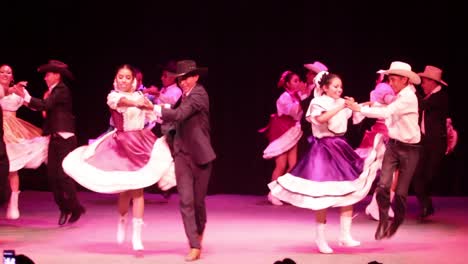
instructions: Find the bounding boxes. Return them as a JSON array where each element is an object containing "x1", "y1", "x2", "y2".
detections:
[
  {"x1": 0, "y1": 58, "x2": 457, "y2": 261},
  {"x1": 0, "y1": 61, "x2": 83, "y2": 225},
  {"x1": 1, "y1": 59, "x2": 214, "y2": 261},
  {"x1": 261, "y1": 60, "x2": 457, "y2": 253}
]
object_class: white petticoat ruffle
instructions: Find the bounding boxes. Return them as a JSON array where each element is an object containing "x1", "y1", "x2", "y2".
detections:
[
  {"x1": 62, "y1": 132, "x2": 176, "y2": 194},
  {"x1": 262, "y1": 124, "x2": 303, "y2": 159},
  {"x1": 7, "y1": 136, "x2": 49, "y2": 172},
  {"x1": 268, "y1": 134, "x2": 385, "y2": 210}
]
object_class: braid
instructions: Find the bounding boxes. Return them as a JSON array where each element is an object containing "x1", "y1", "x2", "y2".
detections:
[
  {"x1": 277, "y1": 70, "x2": 294, "y2": 88},
  {"x1": 314, "y1": 71, "x2": 329, "y2": 88}
]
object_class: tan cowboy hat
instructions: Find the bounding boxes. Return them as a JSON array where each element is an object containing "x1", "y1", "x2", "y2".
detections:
[
  {"x1": 418, "y1": 65, "x2": 447, "y2": 86},
  {"x1": 168, "y1": 60, "x2": 208, "y2": 78},
  {"x1": 304, "y1": 61, "x2": 328, "y2": 73},
  {"x1": 37, "y1": 60, "x2": 74, "y2": 80},
  {"x1": 377, "y1": 61, "x2": 421, "y2": 85}
]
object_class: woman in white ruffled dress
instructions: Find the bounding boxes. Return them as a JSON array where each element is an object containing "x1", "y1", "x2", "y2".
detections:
[
  {"x1": 0, "y1": 64, "x2": 49, "y2": 219},
  {"x1": 268, "y1": 72, "x2": 382, "y2": 254},
  {"x1": 62, "y1": 64, "x2": 175, "y2": 251},
  {"x1": 259, "y1": 70, "x2": 306, "y2": 205},
  {"x1": 355, "y1": 72, "x2": 397, "y2": 221}
]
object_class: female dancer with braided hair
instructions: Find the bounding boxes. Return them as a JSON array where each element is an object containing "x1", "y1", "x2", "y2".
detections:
[{"x1": 259, "y1": 70, "x2": 307, "y2": 205}]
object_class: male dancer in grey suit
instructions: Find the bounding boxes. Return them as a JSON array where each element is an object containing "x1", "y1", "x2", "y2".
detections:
[
  {"x1": 14, "y1": 60, "x2": 85, "y2": 226},
  {"x1": 154, "y1": 60, "x2": 215, "y2": 262}
]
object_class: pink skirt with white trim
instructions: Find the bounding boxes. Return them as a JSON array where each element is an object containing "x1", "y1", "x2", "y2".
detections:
[{"x1": 63, "y1": 129, "x2": 175, "y2": 193}]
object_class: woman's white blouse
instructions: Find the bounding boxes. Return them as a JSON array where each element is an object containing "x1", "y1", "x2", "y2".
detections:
[
  {"x1": 276, "y1": 91, "x2": 303, "y2": 121},
  {"x1": 306, "y1": 95, "x2": 351, "y2": 138},
  {"x1": 0, "y1": 93, "x2": 24, "y2": 112},
  {"x1": 107, "y1": 91, "x2": 156, "y2": 131}
]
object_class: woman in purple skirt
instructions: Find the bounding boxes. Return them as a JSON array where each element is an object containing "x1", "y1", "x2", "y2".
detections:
[
  {"x1": 269, "y1": 72, "x2": 381, "y2": 254},
  {"x1": 63, "y1": 64, "x2": 175, "y2": 251}
]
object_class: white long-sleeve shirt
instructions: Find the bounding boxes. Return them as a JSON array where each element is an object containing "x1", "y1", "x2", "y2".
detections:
[{"x1": 360, "y1": 85, "x2": 420, "y2": 144}]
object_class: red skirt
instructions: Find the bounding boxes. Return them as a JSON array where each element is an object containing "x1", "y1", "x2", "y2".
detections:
[{"x1": 259, "y1": 114, "x2": 296, "y2": 142}]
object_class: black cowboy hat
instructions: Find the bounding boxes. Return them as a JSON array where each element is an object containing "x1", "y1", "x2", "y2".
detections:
[
  {"x1": 156, "y1": 60, "x2": 178, "y2": 74},
  {"x1": 168, "y1": 60, "x2": 208, "y2": 78},
  {"x1": 37, "y1": 60, "x2": 74, "y2": 80}
]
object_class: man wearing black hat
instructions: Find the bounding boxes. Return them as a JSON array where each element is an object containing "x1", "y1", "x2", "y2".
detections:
[
  {"x1": 153, "y1": 59, "x2": 215, "y2": 261},
  {"x1": 144, "y1": 60, "x2": 182, "y2": 107},
  {"x1": 146, "y1": 60, "x2": 182, "y2": 199},
  {"x1": 148, "y1": 60, "x2": 182, "y2": 138},
  {"x1": 15, "y1": 60, "x2": 85, "y2": 225}
]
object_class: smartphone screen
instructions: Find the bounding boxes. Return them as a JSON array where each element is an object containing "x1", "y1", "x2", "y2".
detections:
[{"x1": 3, "y1": 250, "x2": 15, "y2": 264}]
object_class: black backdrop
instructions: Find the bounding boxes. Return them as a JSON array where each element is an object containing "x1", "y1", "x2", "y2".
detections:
[{"x1": 4, "y1": 2, "x2": 467, "y2": 195}]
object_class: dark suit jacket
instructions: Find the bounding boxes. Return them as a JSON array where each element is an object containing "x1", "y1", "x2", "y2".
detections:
[
  {"x1": 28, "y1": 82, "x2": 76, "y2": 135},
  {"x1": 419, "y1": 88, "x2": 449, "y2": 140},
  {"x1": 161, "y1": 84, "x2": 216, "y2": 165}
]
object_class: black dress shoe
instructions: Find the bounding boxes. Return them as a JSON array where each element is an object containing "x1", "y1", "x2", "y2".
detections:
[
  {"x1": 419, "y1": 206, "x2": 435, "y2": 220},
  {"x1": 68, "y1": 206, "x2": 86, "y2": 224},
  {"x1": 375, "y1": 219, "x2": 390, "y2": 240},
  {"x1": 161, "y1": 190, "x2": 172, "y2": 200},
  {"x1": 59, "y1": 212, "x2": 69, "y2": 226},
  {"x1": 386, "y1": 220, "x2": 402, "y2": 238}
]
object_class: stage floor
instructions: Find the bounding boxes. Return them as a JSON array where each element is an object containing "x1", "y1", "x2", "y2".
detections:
[{"x1": 1, "y1": 191, "x2": 467, "y2": 264}]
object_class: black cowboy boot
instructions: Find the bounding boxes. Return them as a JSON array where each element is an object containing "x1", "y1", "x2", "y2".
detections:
[
  {"x1": 386, "y1": 194, "x2": 406, "y2": 238},
  {"x1": 374, "y1": 186, "x2": 391, "y2": 240}
]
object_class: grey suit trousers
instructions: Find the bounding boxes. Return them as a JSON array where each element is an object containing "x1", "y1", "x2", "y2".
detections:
[{"x1": 175, "y1": 152, "x2": 212, "y2": 249}]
